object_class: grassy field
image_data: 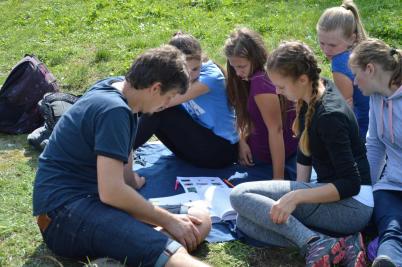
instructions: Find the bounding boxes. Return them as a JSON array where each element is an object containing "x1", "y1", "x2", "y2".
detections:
[{"x1": 0, "y1": 0, "x2": 400, "y2": 266}]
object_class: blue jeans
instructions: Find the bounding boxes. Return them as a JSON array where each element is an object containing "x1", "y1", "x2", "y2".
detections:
[
  {"x1": 42, "y1": 195, "x2": 180, "y2": 267},
  {"x1": 374, "y1": 190, "x2": 402, "y2": 266}
]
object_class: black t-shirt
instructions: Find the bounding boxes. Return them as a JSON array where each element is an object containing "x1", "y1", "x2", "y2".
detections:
[
  {"x1": 297, "y1": 79, "x2": 371, "y2": 199},
  {"x1": 33, "y1": 77, "x2": 138, "y2": 215}
]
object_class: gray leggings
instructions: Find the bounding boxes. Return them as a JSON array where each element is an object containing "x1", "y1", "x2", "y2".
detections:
[{"x1": 230, "y1": 181, "x2": 373, "y2": 249}]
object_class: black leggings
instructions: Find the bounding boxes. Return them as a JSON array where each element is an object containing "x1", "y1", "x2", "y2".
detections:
[{"x1": 133, "y1": 106, "x2": 238, "y2": 168}]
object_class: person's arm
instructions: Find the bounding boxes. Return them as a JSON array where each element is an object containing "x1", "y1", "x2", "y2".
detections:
[
  {"x1": 366, "y1": 97, "x2": 386, "y2": 184},
  {"x1": 271, "y1": 113, "x2": 361, "y2": 224},
  {"x1": 97, "y1": 155, "x2": 203, "y2": 251},
  {"x1": 333, "y1": 72, "x2": 353, "y2": 107},
  {"x1": 270, "y1": 183, "x2": 340, "y2": 224},
  {"x1": 296, "y1": 163, "x2": 312, "y2": 182},
  {"x1": 123, "y1": 151, "x2": 145, "y2": 189},
  {"x1": 238, "y1": 137, "x2": 254, "y2": 166},
  {"x1": 165, "y1": 81, "x2": 209, "y2": 108},
  {"x1": 254, "y1": 93, "x2": 285, "y2": 179}
]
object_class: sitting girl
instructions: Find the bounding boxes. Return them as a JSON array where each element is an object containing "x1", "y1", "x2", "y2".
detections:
[
  {"x1": 316, "y1": 0, "x2": 369, "y2": 139},
  {"x1": 223, "y1": 27, "x2": 298, "y2": 180},
  {"x1": 134, "y1": 32, "x2": 238, "y2": 168},
  {"x1": 349, "y1": 39, "x2": 402, "y2": 267},
  {"x1": 230, "y1": 41, "x2": 373, "y2": 267}
]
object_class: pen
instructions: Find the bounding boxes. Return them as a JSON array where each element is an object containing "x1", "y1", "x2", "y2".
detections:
[
  {"x1": 223, "y1": 178, "x2": 235, "y2": 188},
  {"x1": 174, "y1": 179, "x2": 179, "y2": 191}
]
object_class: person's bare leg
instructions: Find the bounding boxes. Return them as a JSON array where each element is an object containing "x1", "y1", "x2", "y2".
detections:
[{"x1": 165, "y1": 247, "x2": 211, "y2": 267}]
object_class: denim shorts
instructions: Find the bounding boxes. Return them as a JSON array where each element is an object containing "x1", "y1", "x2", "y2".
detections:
[{"x1": 42, "y1": 195, "x2": 181, "y2": 267}]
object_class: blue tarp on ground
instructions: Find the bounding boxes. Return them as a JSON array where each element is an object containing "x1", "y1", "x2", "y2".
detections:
[{"x1": 133, "y1": 142, "x2": 276, "y2": 243}]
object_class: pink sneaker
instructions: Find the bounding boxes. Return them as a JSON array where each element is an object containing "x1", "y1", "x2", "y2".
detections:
[
  {"x1": 340, "y1": 232, "x2": 367, "y2": 267},
  {"x1": 305, "y1": 237, "x2": 346, "y2": 267}
]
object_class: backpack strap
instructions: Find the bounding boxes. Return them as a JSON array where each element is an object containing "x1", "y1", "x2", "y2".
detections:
[{"x1": 42, "y1": 92, "x2": 78, "y2": 105}]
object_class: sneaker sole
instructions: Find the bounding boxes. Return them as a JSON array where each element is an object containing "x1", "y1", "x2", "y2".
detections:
[
  {"x1": 312, "y1": 239, "x2": 346, "y2": 267},
  {"x1": 353, "y1": 233, "x2": 367, "y2": 267},
  {"x1": 344, "y1": 233, "x2": 367, "y2": 267},
  {"x1": 352, "y1": 251, "x2": 367, "y2": 267}
]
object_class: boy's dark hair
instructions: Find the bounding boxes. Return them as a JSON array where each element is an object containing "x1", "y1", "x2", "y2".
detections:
[{"x1": 125, "y1": 45, "x2": 189, "y2": 95}]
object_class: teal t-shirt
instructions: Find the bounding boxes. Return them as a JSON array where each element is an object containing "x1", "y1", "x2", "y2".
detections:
[
  {"x1": 181, "y1": 60, "x2": 239, "y2": 144},
  {"x1": 33, "y1": 77, "x2": 138, "y2": 215}
]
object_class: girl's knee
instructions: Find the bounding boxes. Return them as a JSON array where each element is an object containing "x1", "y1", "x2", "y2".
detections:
[
  {"x1": 230, "y1": 182, "x2": 262, "y2": 209},
  {"x1": 229, "y1": 184, "x2": 248, "y2": 209}
]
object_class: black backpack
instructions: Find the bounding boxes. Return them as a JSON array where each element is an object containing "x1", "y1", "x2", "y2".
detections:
[
  {"x1": 27, "y1": 92, "x2": 80, "y2": 151},
  {"x1": 0, "y1": 55, "x2": 59, "y2": 134}
]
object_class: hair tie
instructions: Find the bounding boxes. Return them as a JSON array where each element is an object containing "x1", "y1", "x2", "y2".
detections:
[
  {"x1": 340, "y1": 4, "x2": 347, "y2": 9},
  {"x1": 390, "y1": 48, "x2": 398, "y2": 56}
]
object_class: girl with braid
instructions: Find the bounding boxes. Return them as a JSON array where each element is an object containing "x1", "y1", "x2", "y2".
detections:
[
  {"x1": 230, "y1": 41, "x2": 373, "y2": 267},
  {"x1": 349, "y1": 39, "x2": 402, "y2": 267},
  {"x1": 317, "y1": 0, "x2": 369, "y2": 139}
]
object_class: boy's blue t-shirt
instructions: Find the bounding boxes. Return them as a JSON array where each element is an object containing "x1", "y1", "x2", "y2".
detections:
[
  {"x1": 181, "y1": 60, "x2": 239, "y2": 144},
  {"x1": 332, "y1": 50, "x2": 369, "y2": 137},
  {"x1": 33, "y1": 77, "x2": 138, "y2": 216}
]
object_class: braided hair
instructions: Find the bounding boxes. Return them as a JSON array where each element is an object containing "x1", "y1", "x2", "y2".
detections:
[{"x1": 267, "y1": 41, "x2": 322, "y2": 156}]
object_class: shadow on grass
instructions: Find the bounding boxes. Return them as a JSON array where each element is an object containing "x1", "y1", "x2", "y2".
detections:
[
  {"x1": 23, "y1": 243, "x2": 81, "y2": 267},
  {"x1": 247, "y1": 246, "x2": 304, "y2": 267},
  {"x1": 0, "y1": 133, "x2": 40, "y2": 169},
  {"x1": 192, "y1": 241, "x2": 211, "y2": 259}
]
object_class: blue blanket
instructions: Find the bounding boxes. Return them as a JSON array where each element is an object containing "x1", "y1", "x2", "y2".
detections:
[{"x1": 134, "y1": 142, "x2": 276, "y2": 243}]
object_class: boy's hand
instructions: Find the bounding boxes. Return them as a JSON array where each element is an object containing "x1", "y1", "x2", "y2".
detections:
[{"x1": 164, "y1": 214, "x2": 202, "y2": 252}]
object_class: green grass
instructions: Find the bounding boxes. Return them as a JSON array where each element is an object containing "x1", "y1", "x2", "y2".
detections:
[{"x1": 0, "y1": 0, "x2": 400, "y2": 266}]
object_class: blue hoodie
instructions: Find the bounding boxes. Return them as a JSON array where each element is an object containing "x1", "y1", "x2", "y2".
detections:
[{"x1": 367, "y1": 85, "x2": 402, "y2": 191}]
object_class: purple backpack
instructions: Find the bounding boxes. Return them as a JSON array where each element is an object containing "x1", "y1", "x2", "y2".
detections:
[{"x1": 0, "y1": 55, "x2": 59, "y2": 134}]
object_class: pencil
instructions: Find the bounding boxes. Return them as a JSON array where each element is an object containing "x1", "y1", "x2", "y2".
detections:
[{"x1": 223, "y1": 178, "x2": 234, "y2": 188}]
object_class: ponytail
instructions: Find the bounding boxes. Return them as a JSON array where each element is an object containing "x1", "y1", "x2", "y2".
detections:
[
  {"x1": 341, "y1": 0, "x2": 367, "y2": 42},
  {"x1": 317, "y1": 0, "x2": 367, "y2": 45}
]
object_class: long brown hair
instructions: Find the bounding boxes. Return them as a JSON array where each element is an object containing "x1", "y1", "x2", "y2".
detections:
[
  {"x1": 267, "y1": 41, "x2": 322, "y2": 156},
  {"x1": 317, "y1": 0, "x2": 367, "y2": 45},
  {"x1": 350, "y1": 39, "x2": 402, "y2": 88},
  {"x1": 224, "y1": 27, "x2": 287, "y2": 137}
]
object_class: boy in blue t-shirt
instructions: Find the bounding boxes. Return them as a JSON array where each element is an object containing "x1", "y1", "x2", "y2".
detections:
[{"x1": 33, "y1": 45, "x2": 211, "y2": 267}]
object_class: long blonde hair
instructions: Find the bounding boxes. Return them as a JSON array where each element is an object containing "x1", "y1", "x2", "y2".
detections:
[
  {"x1": 317, "y1": 0, "x2": 367, "y2": 44},
  {"x1": 267, "y1": 41, "x2": 321, "y2": 156},
  {"x1": 350, "y1": 38, "x2": 402, "y2": 88}
]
